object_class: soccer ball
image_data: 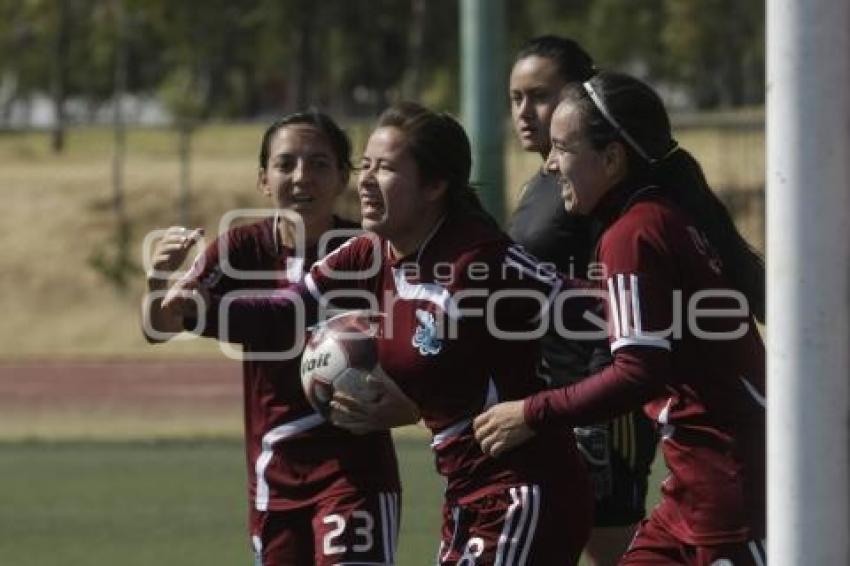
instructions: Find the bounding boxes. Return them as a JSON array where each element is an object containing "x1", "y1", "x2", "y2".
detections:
[{"x1": 300, "y1": 311, "x2": 382, "y2": 417}]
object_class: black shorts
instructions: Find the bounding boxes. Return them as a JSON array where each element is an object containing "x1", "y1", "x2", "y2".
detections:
[{"x1": 574, "y1": 411, "x2": 658, "y2": 528}]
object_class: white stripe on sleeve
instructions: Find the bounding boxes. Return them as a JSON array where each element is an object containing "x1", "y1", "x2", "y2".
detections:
[
  {"x1": 607, "y1": 278, "x2": 622, "y2": 339},
  {"x1": 618, "y1": 274, "x2": 631, "y2": 337},
  {"x1": 630, "y1": 274, "x2": 642, "y2": 334},
  {"x1": 608, "y1": 274, "x2": 671, "y2": 353}
]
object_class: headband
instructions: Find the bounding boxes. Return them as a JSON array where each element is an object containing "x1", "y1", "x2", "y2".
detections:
[{"x1": 582, "y1": 81, "x2": 678, "y2": 164}]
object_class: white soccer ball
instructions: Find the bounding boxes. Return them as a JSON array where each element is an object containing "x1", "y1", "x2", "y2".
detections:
[{"x1": 300, "y1": 311, "x2": 381, "y2": 417}]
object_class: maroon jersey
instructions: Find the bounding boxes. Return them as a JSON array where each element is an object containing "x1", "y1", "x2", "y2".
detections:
[
  {"x1": 525, "y1": 185, "x2": 766, "y2": 545},
  {"x1": 218, "y1": 212, "x2": 587, "y2": 502},
  {"x1": 188, "y1": 216, "x2": 399, "y2": 512}
]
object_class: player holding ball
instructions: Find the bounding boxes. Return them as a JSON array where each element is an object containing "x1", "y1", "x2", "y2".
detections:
[
  {"x1": 173, "y1": 102, "x2": 594, "y2": 565},
  {"x1": 143, "y1": 111, "x2": 411, "y2": 566}
]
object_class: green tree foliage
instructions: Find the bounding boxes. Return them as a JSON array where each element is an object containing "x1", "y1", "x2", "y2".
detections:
[
  {"x1": 661, "y1": 0, "x2": 764, "y2": 107},
  {"x1": 0, "y1": 0, "x2": 765, "y2": 128},
  {"x1": 506, "y1": 0, "x2": 763, "y2": 109},
  {"x1": 141, "y1": 0, "x2": 262, "y2": 118},
  {"x1": 0, "y1": 1, "x2": 118, "y2": 110},
  {"x1": 0, "y1": 0, "x2": 54, "y2": 104}
]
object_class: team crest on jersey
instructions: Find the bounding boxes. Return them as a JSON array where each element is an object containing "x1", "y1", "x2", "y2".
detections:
[{"x1": 412, "y1": 309, "x2": 442, "y2": 356}]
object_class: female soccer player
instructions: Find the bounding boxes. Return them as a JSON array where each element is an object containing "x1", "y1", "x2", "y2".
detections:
[
  {"x1": 142, "y1": 111, "x2": 406, "y2": 566},
  {"x1": 508, "y1": 36, "x2": 658, "y2": 566},
  {"x1": 474, "y1": 72, "x2": 766, "y2": 565},
  {"x1": 172, "y1": 102, "x2": 593, "y2": 565}
]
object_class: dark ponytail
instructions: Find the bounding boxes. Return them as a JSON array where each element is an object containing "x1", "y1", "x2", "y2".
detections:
[
  {"x1": 564, "y1": 72, "x2": 765, "y2": 322},
  {"x1": 655, "y1": 149, "x2": 765, "y2": 322}
]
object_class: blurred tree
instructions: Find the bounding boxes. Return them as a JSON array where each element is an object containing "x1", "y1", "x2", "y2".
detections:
[
  {"x1": 0, "y1": 0, "x2": 72, "y2": 146},
  {"x1": 662, "y1": 0, "x2": 764, "y2": 107},
  {"x1": 159, "y1": 67, "x2": 205, "y2": 226},
  {"x1": 110, "y1": 0, "x2": 127, "y2": 221},
  {"x1": 147, "y1": 0, "x2": 263, "y2": 117},
  {"x1": 49, "y1": 0, "x2": 69, "y2": 151},
  {"x1": 418, "y1": 0, "x2": 460, "y2": 112},
  {"x1": 507, "y1": 0, "x2": 592, "y2": 50},
  {"x1": 0, "y1": 2, "x2": 48, "y2": 122},
  {"x1": 328, "y1": 0, "x2": 410, "y2": 115},
  {"x1": 0, "y1": 0, "x2": 126, "y2": 132},
  {"x1": 291, "y1": 0, "x2": 317, "y2": 110},
  {"x1": 585, "y1": 0, "x2": 666, "y2": 76},
  {"x1": 0, "y1": 0, "x2": 766, "y2": 135},
  {"x1": 505, "y1": 0, "x2": 763, "y2": 109},
  {"x1": 401, "y1": 0, "x2": 427, "y2": 101},
  {"x1": 244, "y1": 0, "x2": 295, "y2": 113},
  {"x1": 143, "y1": 0, "x2": 263, "y2": 222},
  {"x1": 505, "y1": 0, "x2": 666, "y2": 79}
]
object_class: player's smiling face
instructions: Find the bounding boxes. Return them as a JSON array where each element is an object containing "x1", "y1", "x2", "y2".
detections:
[
  {"x1": 358, "y1": 126, "x2": 433, "y2": 250},
  {"x1": 545, "y1": 101, "x2": 623, "y2": 215},
  {"x1": 258, "y1": 124, "x2": 347, "y2": 224},
  {"x1": 510, "y1": 55, "x2": 567, "y2": 157}
]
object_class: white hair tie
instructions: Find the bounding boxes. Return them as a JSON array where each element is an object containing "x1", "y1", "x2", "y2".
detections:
[{"x1": 582, "y1": 81, "x2": 656, "y2": 163}]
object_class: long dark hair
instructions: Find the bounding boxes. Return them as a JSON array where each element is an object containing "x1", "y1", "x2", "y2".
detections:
[
  {"x1": 376, "y1": 101, "x2": 499, "y2": 228},
  {"x1": 258, "y1": 109, "x2": 353, "y2": 176},
  {"x1": 515, "y1": 35, "x2": 596, "y2": 83},
  {"x1": 563, "y1": 72, "x2": 765, "y2": 322}
]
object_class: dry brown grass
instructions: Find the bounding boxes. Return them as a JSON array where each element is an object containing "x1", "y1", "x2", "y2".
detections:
[
  {"x1": 0, "y1": 117, "x2": 764, "y2": 360},
  {"x1": 0, "y1": 125, "x2": 262, "y2": 359}
]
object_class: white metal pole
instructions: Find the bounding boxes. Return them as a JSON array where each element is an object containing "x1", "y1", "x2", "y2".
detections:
[{"x1": 767, "y1": 1, "x2": 850, "y2": 564}]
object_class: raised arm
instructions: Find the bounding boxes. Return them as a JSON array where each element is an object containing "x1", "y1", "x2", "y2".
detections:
[{"x1": 141, "y1": 226, "x2": 204, "y2": 343}]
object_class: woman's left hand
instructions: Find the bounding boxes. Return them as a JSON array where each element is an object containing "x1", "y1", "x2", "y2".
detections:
[
  {"x1": 473, "y1": 400, "x2": 536, "y2": 457},
  {"x1": 329, "y1": 366, "x2": 420, "y2": 434}
]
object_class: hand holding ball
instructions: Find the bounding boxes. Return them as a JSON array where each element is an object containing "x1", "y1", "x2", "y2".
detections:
[{"x1": 300, "y1": 311, "x2": 382, "y2": 417}]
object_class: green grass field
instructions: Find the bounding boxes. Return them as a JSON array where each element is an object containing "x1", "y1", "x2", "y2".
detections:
[
  {"x1": 0, "y1": 437, "x2": 443, "y2": 566},
  {"x1": 1, "y1": 433, "x2": 665, "y2": 565}
]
